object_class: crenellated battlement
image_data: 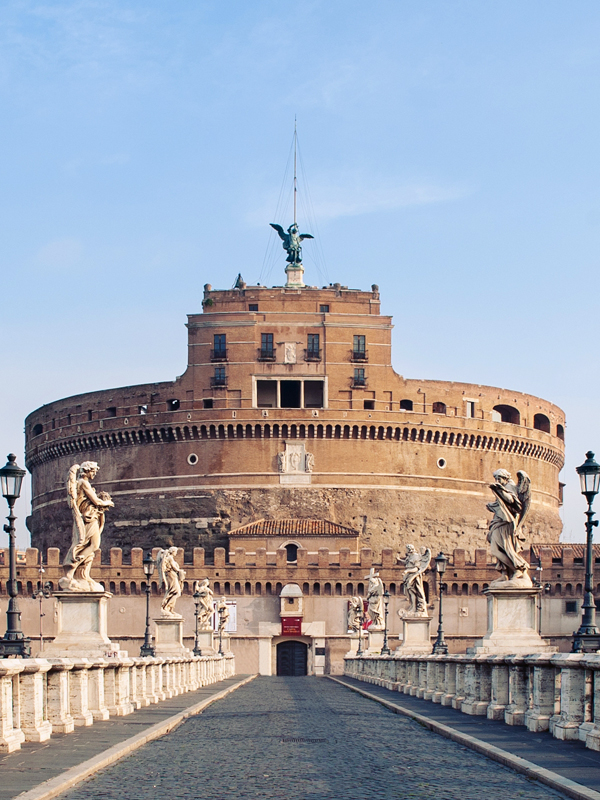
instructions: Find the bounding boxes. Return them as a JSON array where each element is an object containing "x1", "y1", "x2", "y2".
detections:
[{"x1": 4, "y1": 543, "x2": 591, "y2": 600}]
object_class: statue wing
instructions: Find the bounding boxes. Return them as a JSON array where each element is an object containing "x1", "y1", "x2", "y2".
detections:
[
  {"x1": 298, "y1": 233, "x2": 314, "y2": 241},
  {"x1": 270, "y1": 223, "x2": 287, "y2": 242},
  {"x1": 418, "y1": 547, "x2": 432, "y2": 575},
  {"x1": 67, "y1": 464, "x2": 86, "y2": 545},
  {"x1": 516, "y1": 471, "x2": 531, "y2": 529},
  {"x1": 156, "y1": 549, "x2": 165, "y2": 589}
]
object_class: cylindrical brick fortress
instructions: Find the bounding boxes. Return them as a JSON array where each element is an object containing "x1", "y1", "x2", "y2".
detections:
[{"x1": 25, "y1": 282, "x2": 565, "y2": 558}]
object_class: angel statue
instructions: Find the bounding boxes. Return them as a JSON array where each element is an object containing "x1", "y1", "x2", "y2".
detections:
[
  {"x1": 157, "y1": 547, "x2": 186, "y2": 617},
  {"x1": 365, "y1": 567, "x2": 385, "y2": 630},
  {"x1": 59, "y1": 462, "x2": 114, "y2": 592},
  {"x1": 399, "y1": 544, "x2": 431, "y2": 616},
  {"x1": 486, "y1": 468, "x2": 532, "y2": 587},
  {"x1": 194, "y1": 578, "x2": 214, "y2": 631},
  {"x1": 270, "y1": 222, "x2": 314, "y2": 265},
  {"x1": 347, "y1": 596, "x2": 364, "y2": 634},
  {"x1": 217, "y1": 596, "x2": 230, "y2": 633}
]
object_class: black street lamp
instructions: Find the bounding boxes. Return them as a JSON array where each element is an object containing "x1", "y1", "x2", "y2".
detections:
[
  {"x1": 32, "y1": 553, "x2": 52, "y2": 653},
  {"x1": 432, "y1": 551, "x2": 449, "y2": 655},
  {"x1": 356, "y1": 600, "x2": 365, "y2": 655},
  {"x1": 573, "y1": 451, "x2": 600, "y2": 652},
  {"x1": 140, "y1": 553, "x2": 155, "y2": 657},
  {"x1": 193, "y1": 584, "x2": 202, "y2": 656},
  {"x1": 0, "y1": 454, "x2": 31, "y2": 657},
  {"x1": 381, "y1": 590, "x2": 391, "y2": 655}
]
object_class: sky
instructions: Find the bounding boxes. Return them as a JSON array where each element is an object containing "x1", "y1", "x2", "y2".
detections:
[{"x1": 1, "y1": 0, "x2": 599, "y2": 547}]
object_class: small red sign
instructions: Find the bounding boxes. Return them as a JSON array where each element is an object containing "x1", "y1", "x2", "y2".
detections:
[{"x1": 281, "y1": 617, "x2": 302, "y2": 636}]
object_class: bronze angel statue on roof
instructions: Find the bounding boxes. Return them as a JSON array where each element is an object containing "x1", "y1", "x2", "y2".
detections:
[
  {"x1": 270, "y1": 222, "x2": 314, "y2": 265},
  {"x1": 486, "y1": 468, "x2": 532, "y2": 586}
]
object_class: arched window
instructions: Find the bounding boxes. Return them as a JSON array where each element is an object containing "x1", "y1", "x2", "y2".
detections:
[
  {"x1": 388, "y1": 583, "x2": 396, "y2": 596},
  {"x1": 313, "y1": 582, "x2": 321, "y2": 596},
  {"x1": 335, "y1": 583, "x2": 342, "y2": 596},
  {"x1": 400, "y1": 399, "x2": 413, "y2": 411},
  {"x1": 214, "y1": 581, "x2": 221, "y2": 594},
  {"x1": 224, "y1": 581, "x2": 231, "y2": 595},
  {"x1": 130, "y1": 581, "x2": 137, "y2": 595},
  {"x1": 533, "y1": 414, "x2": 550, "y2": 433},
  {"x1": 110, "y1": 581, "x2": 116, "y2": 594},
  {"x1": 357, "y1": 583, "x2": 364, "y2": 595},
  {"x1": 557, "y1": 424, "x2": 565, "y2": 441},
  {"x1": 245, "y1": 582, "x2": 252, "y2": 595},
  {"x1": 472, "y1": 584, "x2": 479, "y2": 595},
  {"x1": 345, "y1": 583, "x2": 353, "y2": 595},
  {"x1": 275, "y1": 582, "x2": 283, "y2": 595},
  {"x1": 324, "y1": 583, "x2": 332, "y2": 596},
  {"x1": 285, "y1": 543, "x2": 298, "y2": 563},
  {"x1": 120, "y1": 581, "x2": 126, "y2": 595},
  {"x1": 302, "y1": 582, "x2": 310, "y2": 595},
  {"x1": 255, "y1": 582, "x2": 262, "y2": 596},
  {"x1": 432, "y1": 402, "x2": 446, "y2": 414},
  {"x1": 32, "y1": 423, "x2": 43, "y2": 437},
  {"x1": 451, "y1": 583, "x2": 458, "y2": 595},
  {"x1": 462, "y1": 583, "x2": 469, "y2": 596},
  {"x1": 566, "y1": 583, "x2": 573, "y2": 596},
  {"x1": 266, "y1": 582, "x2": 272, "y2": 595},
  {"x1": 492, "y1": 405, "x2": 520, "y2": 425},
  {"x1": 234, "y1": 582, "x2": 242, "y2": 595}
]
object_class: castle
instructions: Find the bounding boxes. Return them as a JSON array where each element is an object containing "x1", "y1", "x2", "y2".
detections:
[{"x1": 24, "y1": 272, "x2": 565, "y2": 561}]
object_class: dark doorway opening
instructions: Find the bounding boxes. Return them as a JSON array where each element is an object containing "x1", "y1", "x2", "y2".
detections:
[
  {"x1": 280, "y1": 381, "x2": 301, "y2": 408},
  {"x1": 276, "y1": 640, "x2": 308, "y2": 676}
]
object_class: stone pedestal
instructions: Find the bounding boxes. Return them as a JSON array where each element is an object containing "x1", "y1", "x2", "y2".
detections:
[
  {"x1": 473, "y1": 585, "x2": 555, "y2": 654},
  {"x1": 40, "y1": 592, "x2": 124, "y2": 659},
  {"x1": 396, "y1": 616, "x2": 432, "y2": 654},
  {"x1": 285, "y1": 264, "x2": 305, "y2": 287},
  {"x1": 195, "y1": 630, "x2": 216, "y2": 655},
  {"x1": 367, "y1": 629, "x2": 384, "y2": 653},
  {"x1": 153, "y1": 617, "x2": 190, "y2": 657}
]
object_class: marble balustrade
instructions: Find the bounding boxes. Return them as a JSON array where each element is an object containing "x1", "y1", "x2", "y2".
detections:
[
  {"x1": 345, "y1": 652, "x2": 600, "y2": 752},
  {"x1": 0, "y1": 653, "x2": 235, "y2": 753}
]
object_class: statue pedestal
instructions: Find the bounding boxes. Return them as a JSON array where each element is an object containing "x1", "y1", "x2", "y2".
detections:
[
  {"x1": 367, "y1": 629, "x2": 385, "y2": 653},
  {"x1": 473, "y1": 585, "x2": 555, "y2": 654},
  {"x1": 396, "y1": 616, "x2": 432, "y2": 654},
  {"x1": 195, "y1": 630, "x2": 216, "y2": 655},
  {"x1": 153, "y1": 617, "x2": 190, "y2": 657},
  {"x1": 40, "y1": 592, "x2": 125, "y2": 659},
  {"x1": 285, "y1": 264, "x2": 305, "y2": 288}
]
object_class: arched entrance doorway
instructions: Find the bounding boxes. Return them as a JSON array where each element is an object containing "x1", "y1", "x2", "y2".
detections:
[{"x1": 276, "y1": 640, "x2": 308, "y2": 676}]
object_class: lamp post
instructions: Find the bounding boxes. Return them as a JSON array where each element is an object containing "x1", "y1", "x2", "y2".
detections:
[
  {"x1": 356, "y1": 602, "x2": 364, "y2": 656},
  {"x1": 140, "y1": 552, "x2": 155, "y2": 657},
  {"x1": 0, "y1": 454, "x2": 31, "y2": 657},
  {"x1": 572, "y1": 451, "x2": 600, "y2": 653},
  {"x1": 432, "y1": 551, "x2": 448, "y2": 655},
  {"x1": 32, "y1": 553, "x2": 52, "y2": 653},
  {"x1": 193, "y1": 585, "x2": 202, "y2": 656},
  {"x1": 381, "y1": 590, "x2": 391, "y2": 655}
]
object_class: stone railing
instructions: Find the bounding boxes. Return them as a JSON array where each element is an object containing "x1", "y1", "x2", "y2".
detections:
[
  {"x1": 0, "y1": 652, "x2": 235, "y2": 753},
  {"x1": 345, "y1": 652, "x2": 600, "y2": 752}
]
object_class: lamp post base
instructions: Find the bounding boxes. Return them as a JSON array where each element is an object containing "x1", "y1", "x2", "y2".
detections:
[
  {"x1": 140, "y1": 642, "x2": 155, "y2": 657},
  {"x1": 0, "y1": 635, "x2": 31, "y2": 657},
  {"x1": 573, "y1": 630, "x2": 600, "y2": 653}
]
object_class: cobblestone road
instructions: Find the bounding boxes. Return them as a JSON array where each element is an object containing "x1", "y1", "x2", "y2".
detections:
[{"x1": 61, "y1": 677, "x2": 568, "y2": 800}]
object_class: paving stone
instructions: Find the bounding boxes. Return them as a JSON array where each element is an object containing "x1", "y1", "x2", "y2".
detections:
[{"x1": 60, "y1": 677, "x2": 568, "y2": 800}]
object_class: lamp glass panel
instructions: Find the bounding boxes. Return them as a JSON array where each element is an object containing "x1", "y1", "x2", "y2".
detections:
[{"x1": 1, "y1": 473, "x2": 23, "y2": 500}]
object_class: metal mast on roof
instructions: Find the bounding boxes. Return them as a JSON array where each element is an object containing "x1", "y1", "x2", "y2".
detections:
[{"x1": 293, "y1": 116, "x2": 297, "y2": 226}]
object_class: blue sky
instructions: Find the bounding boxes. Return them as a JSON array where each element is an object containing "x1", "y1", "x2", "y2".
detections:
[{"x1": 1, "y1": 1, "x2": 599, "y2": 546}]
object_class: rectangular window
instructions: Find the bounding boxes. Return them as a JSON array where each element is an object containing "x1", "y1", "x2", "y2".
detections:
[
  {"x1": 304, "y1": 381, "x2": 324, "y2": 408},
  {"x1": 257, "y1": 380, "x2": 277, "y2": 408},
  {"x1": 306, "y1": 333, "x2": 320, "y2": 360},
  {"x1": 259, "y1": 333, "x2": 275, "y2": 360},
  {"x1": 320, "y1": 304, "x2": 329, "y2": 313},
  {"x1": 87, "y1": 410, "x2": 93, "y2": 421},
  {"x1": 353, "y1": 335, "x2": 366, "y2": 353},
  {"x1": 353, "y1": 368, "x2": 365, "y2": 386},
  {"x1": 466, "y1": 401, "x2": 476, "y2": 418},
  {"x1": 249, "y1": 303, "x2": 258, "y2": 311},
  {"x1": 203, "y1": 398, "x2": 213, "y2": 409},
  {"x1": 214, "y1": 334, "x2": 226, "y2": 352},
  {"x1": 107, "y1": 407, "x2": 117, "y2": 418},
  {"x1": 212, "y1": 334, "x2": 227, "y2": 361}
]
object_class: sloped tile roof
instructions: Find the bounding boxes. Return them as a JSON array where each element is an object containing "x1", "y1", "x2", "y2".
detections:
[
  {"x1": 228, "y1": 518, "x2": 359, "y2": 538},
  {"x1": 530, "y1": 543, "x2": 598, "y2": 559}
]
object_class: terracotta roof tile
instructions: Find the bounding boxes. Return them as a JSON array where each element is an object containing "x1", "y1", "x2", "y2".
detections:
[
  {"x1": 530, "y1": 543, "x2": 595, "y2": 559},
  {"x1": 228, "y1": 518, "x2": 359, "y2": 537}
]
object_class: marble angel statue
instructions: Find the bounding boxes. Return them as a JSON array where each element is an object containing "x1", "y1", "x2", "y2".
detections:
[
  {"x1": 157, "y1": 546, "x2": 185, "y2": 617},
  {"x1": 217, "y1": 596, "x2": 230, "y2": 632},
  {"x1": 347, "y1": 596, "x2": 364, "y2": 633},
  {"x1": 194, "y1": 578, "x2": 215, "y2": 631},
  {"x1": 365, "y1": 568, "x2": 385, "y2": 630},
  {"x1": 486, "y1": 468, "x2": 532, "y2": 586},
  {"x1": 399, "y1": 544, "x2": 431, "y2": 616},
  {"x1": 59, "y1": 461, "x2": 114, "y2": 592}
]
